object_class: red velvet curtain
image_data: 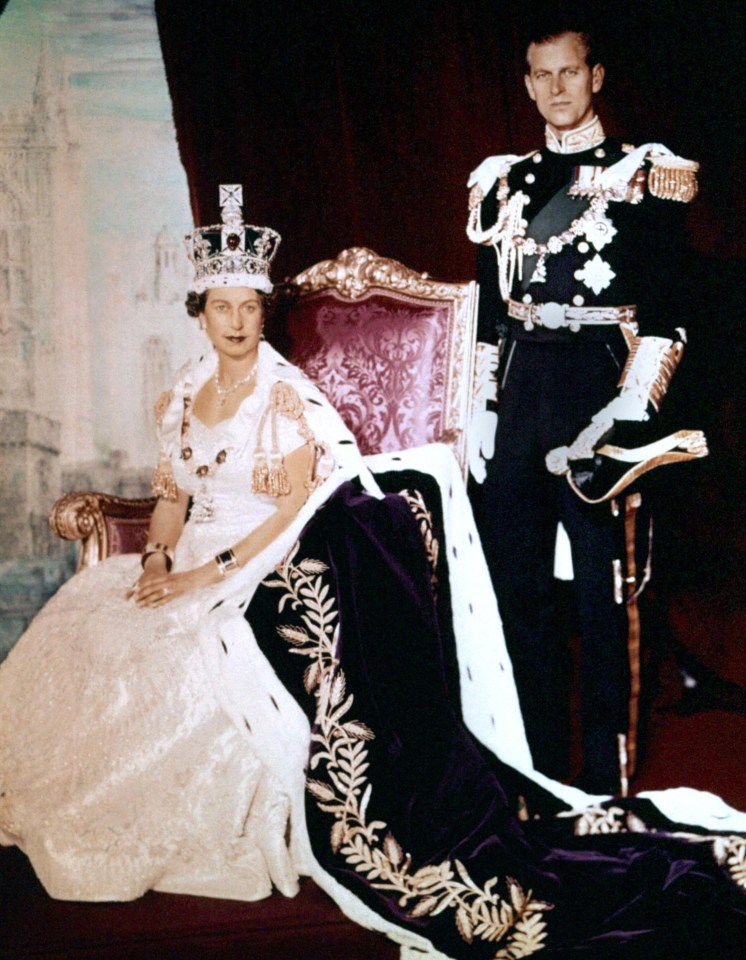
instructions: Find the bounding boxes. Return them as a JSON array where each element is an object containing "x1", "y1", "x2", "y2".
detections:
[
  {"x1": 154, "y1": 0, "x2": 743, "y2": 282},
  {"x1": 154, "y1": 0, "x2": 744, "y2": 622}
]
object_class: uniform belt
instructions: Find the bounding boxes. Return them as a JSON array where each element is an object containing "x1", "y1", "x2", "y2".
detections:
[{"x1": 507, "y1": 299, "x2": 637, "y2": 333}]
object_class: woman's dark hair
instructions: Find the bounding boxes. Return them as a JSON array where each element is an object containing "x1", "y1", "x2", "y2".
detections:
[
  {"x1": 185, "y1": 290, "x2": 207, "y2": 318},
  {"x1": 185, "y1": 288, "x2": 276, "y2": 321}
]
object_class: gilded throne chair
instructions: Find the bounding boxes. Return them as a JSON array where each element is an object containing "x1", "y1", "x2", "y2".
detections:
[
  {"x1": 50, "y1": 247, "x2": 484, "y2": 567},
  {"x1": 42, "y1": 251, "x2": 500, "y2": 960}
]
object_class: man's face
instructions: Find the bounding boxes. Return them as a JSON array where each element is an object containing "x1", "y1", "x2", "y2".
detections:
[{"x1": 524, "y1": 32, "x2": 604, "y2": 134}]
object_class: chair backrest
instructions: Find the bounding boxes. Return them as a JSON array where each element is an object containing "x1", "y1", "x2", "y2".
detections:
[{"x1": 283, "y1": 247, "x2": 478, "y2": 475}]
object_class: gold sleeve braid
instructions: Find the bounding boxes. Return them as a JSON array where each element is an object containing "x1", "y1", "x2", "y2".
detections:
[{"x1": 649, "y1": 340, "x2": 685, "y2": 411}]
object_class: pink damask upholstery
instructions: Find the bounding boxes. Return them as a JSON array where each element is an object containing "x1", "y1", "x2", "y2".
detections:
[
  {"x1": 285, "y1": 248, "x2": 478, "y2": 473},
  {"x1": 287, "y1": 291, "x2": 453, "y2": 456}
]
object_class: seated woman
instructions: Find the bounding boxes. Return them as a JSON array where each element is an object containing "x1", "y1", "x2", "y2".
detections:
[
  {"x1": 1, "y1": 187, "x2": 744, "y2": 958},
  {"x1": 0, "y1": 185, "x2": 375, "y2": 903}
]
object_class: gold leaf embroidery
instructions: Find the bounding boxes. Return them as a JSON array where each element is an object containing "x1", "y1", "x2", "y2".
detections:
[
  {"x1": 456, "y1": 904, "x2": 475, "y2": 943},
  {"x1": 331, "y1": 819, "x2": 345, "y2": 854},
  {"x1": 723, "y1": 836, "x2": 746, "y2": 890},
  {"x1": 410, "y1": 896, "x2": 439, "y2": 918},
  {"x1": 266, "y1": 550, "x2": 553, "y2": 957},
  {"x1": 563, "y1": 805, "x2": 627, "y2": 835},
  {"x1": 563, "y1": 808, "x2": 746, "y2": 893},
  {"x1": 383, "y1": 832, "x2": 404, "y2": 866},
  {"x1": 398, "y1": 488, "x2": 439, "y2": 592},
  {"x1": 277, "y1": 625, "x2": 312, "y2": 646},
  {"x1": 307, "y1": 780, "x2": 336, "y2": 803}
]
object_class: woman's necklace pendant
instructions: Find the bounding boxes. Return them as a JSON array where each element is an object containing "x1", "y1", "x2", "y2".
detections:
[
  {"x1": 190, "y1": 481, "x2": 216, "y2": 523},
  {"x1": 214, "y1": 359, "x2": 258, "y2": 405}
]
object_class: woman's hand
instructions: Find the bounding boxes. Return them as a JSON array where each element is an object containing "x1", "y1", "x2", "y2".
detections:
[{"x1": 127, "y1": 561, "x2": 215, "y2": 608}]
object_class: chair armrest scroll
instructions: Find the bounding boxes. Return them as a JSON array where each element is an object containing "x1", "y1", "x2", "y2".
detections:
[{"x1": 49, "y1": 492, "x2": 157, "y2": 570}]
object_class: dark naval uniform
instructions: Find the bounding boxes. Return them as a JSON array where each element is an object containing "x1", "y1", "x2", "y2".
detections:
[{"x1": 467, "y1": 119, "x2": 698, "y2": 790}]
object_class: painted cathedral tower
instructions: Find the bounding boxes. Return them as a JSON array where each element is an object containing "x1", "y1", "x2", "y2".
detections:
[{"x1": 0, "y1": 43, "x2": 93, "y2": 556}]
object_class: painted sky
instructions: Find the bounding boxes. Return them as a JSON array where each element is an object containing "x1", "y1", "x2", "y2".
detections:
[
  {"x1": 0, "y1": 0, "x2": 190, "y2": 237},
  {"x1": 0, "y1": 0, "x2": 204, "y2": 470}
]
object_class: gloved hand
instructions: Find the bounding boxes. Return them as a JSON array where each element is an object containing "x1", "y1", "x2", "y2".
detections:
[
  {"x1": 546, "y1": 333, "x2": 684, "y2": 478},
  {"x1": 468, "y1": 342, "x2": 499, "y2": 484}
]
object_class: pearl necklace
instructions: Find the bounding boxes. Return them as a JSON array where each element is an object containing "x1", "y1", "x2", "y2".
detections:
[{"x1": 214, "y1": 358, "x2": 258, "y2": 406}]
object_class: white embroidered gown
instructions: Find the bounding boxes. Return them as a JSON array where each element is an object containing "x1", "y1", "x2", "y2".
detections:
[{"x1": 0, "y1": 347, "x2": 324, "y2": 902}]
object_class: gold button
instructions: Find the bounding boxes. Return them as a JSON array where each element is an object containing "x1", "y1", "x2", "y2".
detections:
[
  {"x1": 533, "y1": 153, "x2": 542, "y2": 163},
  {"x1": 594, "y1": 148, "x2": 606, "y2": 158},
  {"x1": 573, "y1": 294, "x2": 585, "y2": 306},
  {"x1": 525, "y1": 172, "x2": 536, "y2": 184},
  {"x1": 522, "y1": 293, "x2": 533, "y2": 304}
]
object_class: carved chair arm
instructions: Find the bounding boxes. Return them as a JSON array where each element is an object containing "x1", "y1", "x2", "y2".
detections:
[{"x1": 49, "y1": 492, "x2": 157, "y2": 571}]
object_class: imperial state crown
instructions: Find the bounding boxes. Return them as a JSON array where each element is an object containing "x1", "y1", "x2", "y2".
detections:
[{"x1": 184, "y1": 184, "x2": 281, "y2": 293}]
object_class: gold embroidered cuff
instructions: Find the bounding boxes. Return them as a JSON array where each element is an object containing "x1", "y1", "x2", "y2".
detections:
[
  {"x1": 650, "y1": 341, "x2": 685, "y2": 410},
  {"x1": 618, "y1": 335, "x2": 685, "y2": 413}
]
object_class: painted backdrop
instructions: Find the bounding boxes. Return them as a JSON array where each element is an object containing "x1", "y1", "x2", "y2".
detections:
[{"x1": 0, "y1": 0, "x2": 202, "y2": 655}]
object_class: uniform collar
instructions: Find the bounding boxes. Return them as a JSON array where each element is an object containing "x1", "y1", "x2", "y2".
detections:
[{"x1": 545, "y1": 115, "x2": 606, "y2": 154}]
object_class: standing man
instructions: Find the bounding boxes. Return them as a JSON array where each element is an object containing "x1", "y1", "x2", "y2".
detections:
[{"x1": 466, "y1": 26, "x2": 701, "y2": 793}]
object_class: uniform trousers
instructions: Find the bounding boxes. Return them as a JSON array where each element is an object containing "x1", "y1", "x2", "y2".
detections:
[{"x1": 480, "y1": 333, "x2": 631, "y2": 788}]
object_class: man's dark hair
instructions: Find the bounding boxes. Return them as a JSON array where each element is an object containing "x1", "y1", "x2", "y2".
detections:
[{"x1": 525, "y1": 28, "x2": 599, "y2": 69}]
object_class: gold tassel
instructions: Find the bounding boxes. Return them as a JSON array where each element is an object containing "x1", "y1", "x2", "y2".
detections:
[
  {"x1": 265, "y1": 451, "x2": 291, "y2": 497},
  {"x1": 648, "y1": 156, "x2": 699, "y2": 203},
  {"x1": 151, "y1": 451, "x2": 178, "y2": 500},
  {"x1": 251, "y1": 450, "x2": 270, "y2": 495}
]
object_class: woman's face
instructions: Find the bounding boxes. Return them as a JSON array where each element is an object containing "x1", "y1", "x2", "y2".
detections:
[{"x1": 200, "y1": 286, "x2": 264, "y2": 364}]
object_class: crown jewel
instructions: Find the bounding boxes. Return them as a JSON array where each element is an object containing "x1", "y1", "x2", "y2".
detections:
[{"x1": 185, "y1": 185, "x2": 281, "y2": 293}]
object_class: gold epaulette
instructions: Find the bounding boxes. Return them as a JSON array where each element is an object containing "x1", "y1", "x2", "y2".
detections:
[
  {"x1": 647, "y1": 154, "x2": 699, "y2": 203},
  {"x1": 252, "y1": 382, "x2": 316, "y2": 497}
]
